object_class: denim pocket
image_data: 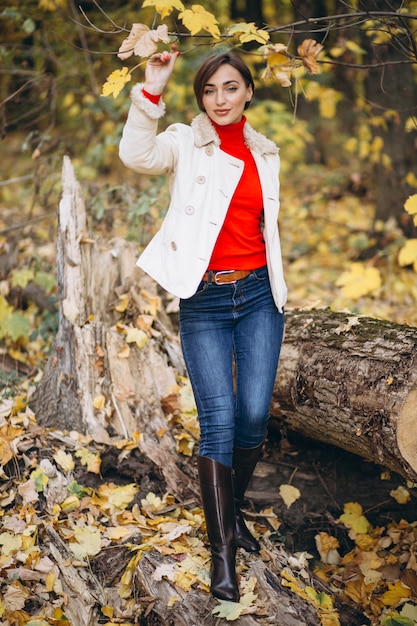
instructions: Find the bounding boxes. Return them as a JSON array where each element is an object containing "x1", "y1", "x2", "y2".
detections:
[{"x1": 252, "y1": 265, "x2": 268, "y2": 281}]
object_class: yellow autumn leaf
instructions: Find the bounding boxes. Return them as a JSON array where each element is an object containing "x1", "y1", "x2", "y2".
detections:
[
  {"x1": 117, "y1": 344, "x2": 131, "y2": 358},
  {"x1": 335, "y1": 263, "x2": 381, "y2": 299},
  {"x1": 126, "y1": 327, "x2": 149, "y2": 349},
  {"x1": 262, "y1": 43, "x2": 293, "y2": 87},
  {"x1": 95, "y1": 482, "x2": 139, "y2": 515},
  {"x1": 212, "y1": 600, "x2": 246, "y2": 620},
  {"x1": 346, "y1": 40, "x2": 366, "y2": 54},
  {"x1": 381, "y1": 581, "x2": 412, "y2": 607},
  {"x1": 101, "y1": 605, "x2": 114, "y2": 618},
  {"x1": 174, "y1": 432, "x2": 195, "y2": 456},
  {"x1": 279, "y1": 483, "x2": 301, "y2": 508},
  {"x1": 101, "y1": 67, "x2": 132, "y2": 99},
  {"x1": 119, "y1": 551, "x2": 142, "y2": 598},
  {"x1": 45, "y1": 572, "x2": 55, "y2": 592},
  {"x1": 0, "y1": 424, "x2": 25, "y2": 466},
  {"x1": 260, "y1": 506, "x2": 280, "y2": 530},
  {"x1": 178, "y1": 5, "x2": 220, "y2": 38},
  {"x1": 319, "y1": 87, "x2": 342, "y2": 119},
  {"x1": 115, "y1": 431, "x2": 143, "y2": 450},
  {"x1": 304, "y1": 82, "x2": 341, "y2": 118},
  {"x1": 38, "y1": 0, "x2": 66, "y2": 10},
  {"x1": 0, "y1": 531, "x2": 22, "y2": 556},
  {"x1": 141, "y1": 491, "x2": 165, "y2": 514},
  {"x1": 390, "y1": 485, "x2": 411, "y2": 504},
  {"x1": 354, "y1": 533, "x2": 376, "y2": 551},
  {"x1": 30, "y1": 467, "x2": 49, "y2": 492},
  {"x1": 53, "y1": 449, "x2": 75, "y2": 472},
  {"x1": 315, "y1": 532, "x2": 340, "y2": 564},
  {"x1": 93, "y1": 394, "x2": 106, "y2": 410},
  {"x1": 281, "y1": 569, "x2": 305, "y2": 595},
  {"x1": 60, "y1": 495, "x2": 80, "y2": 512},
  {"x1": 142, "y1": 0, "x2": 184, "y2": 20},
  {"x1": 339, "y1": 502, "x2": 371, "y2": 535},
  {"x1": 115, "y1": 293, "x2": 129, "y2": 312},
  {"x1": 107, "y1": 526, "x2": 135, "y2": 541},
  {"x1": 69, "y1": 526, "x2": 102, "y2": 560},
  {"x1": 405, "y1": 171, "x2": 417, "y2": 187},
  {"x1": 139, "y1": 289, "x2": 161, "y2": 315},
  {"x1": 117, "y1": 23, "x2": 170, "y2": 59},
  {"x1": 398, "y1": 239, "x2": 417, "y2": 270},
  {"x1": 75, "y1": 447, "x2": 101, "y2": 474},
  {"x1": 305, "y1": 586, "x2": 334, "y2": 610},
  {"x1": 228, "y1": 22, "x2": 270, "y2": 44},
  {"x1": 136, "y1": 313, "x2": 154, "y2": 334}
]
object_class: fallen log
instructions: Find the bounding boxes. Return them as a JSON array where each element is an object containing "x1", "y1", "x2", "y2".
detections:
[{"x1": 272, "y1": 308, "x2": 417, "y2": 482}]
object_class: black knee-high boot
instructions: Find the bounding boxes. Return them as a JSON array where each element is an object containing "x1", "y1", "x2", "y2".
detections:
[
  {"x1": 197, "y1": 455, "x2": 240, "y2": 603},
  {"x1": 233, "y1": 442, "x2": 264, "y2": 553}
]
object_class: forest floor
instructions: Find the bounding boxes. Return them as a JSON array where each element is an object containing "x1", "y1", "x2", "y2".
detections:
[{"x1": 253, "y1": 429, "x2": 417, "y2": 557}]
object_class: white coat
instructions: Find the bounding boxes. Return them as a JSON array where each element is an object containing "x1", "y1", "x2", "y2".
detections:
[{"x1": 119, "y1": 84, "x2": 288, "y2": 311}]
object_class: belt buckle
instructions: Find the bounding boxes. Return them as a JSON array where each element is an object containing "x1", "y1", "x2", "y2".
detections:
[{"x1": 214, "y1": 270, "x2": 236, "y2": 285}]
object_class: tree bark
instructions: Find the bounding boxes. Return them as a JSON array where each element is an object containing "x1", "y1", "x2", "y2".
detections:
[
  {"x1": 31, "y1": 156, "x2": 198, "y2": 502},
  {"x1": 272, "y1": 308, "x2": 417, "y2": 481}
]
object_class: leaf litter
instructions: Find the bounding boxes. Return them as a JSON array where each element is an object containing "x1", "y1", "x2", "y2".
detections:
[{"x1": 1, "y1": 380, "x2": 417, "y2": 625}]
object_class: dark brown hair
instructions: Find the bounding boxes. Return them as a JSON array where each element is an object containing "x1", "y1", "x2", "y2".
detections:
[{"x1": 193, "y1": 52, "x2": 255, "y2": 112}]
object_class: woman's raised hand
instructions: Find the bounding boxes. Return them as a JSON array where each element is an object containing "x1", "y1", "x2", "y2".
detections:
[{"x1": 144, "y1": 46, "x2": 180, "y2": 95}]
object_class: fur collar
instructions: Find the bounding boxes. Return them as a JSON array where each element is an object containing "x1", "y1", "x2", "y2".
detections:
[{"x1": 191, "y1": 113, "x2": 279, "y2": 156}]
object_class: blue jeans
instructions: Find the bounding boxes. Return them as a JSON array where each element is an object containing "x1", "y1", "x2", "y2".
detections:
[{"x1": 179, "y1": 266, "x2": 284, "y2": 467}]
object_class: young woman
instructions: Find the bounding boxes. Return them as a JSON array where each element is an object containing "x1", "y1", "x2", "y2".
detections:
[{"x1": 119, "y1": 49, "x2": 287, "y2": 603}]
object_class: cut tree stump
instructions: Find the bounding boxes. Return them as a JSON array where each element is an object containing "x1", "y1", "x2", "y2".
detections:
[
  {"x1": 271, "y1": 309, "x2": 417, "y2": 482},
  {"x1": 31, "y1": 156, "x2": 198, "y2": 503}
]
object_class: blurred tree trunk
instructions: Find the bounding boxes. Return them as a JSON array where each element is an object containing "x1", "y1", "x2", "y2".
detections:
[
  {"x1": 230, "y1": 0, "x2": 264, "y2": 25},
  {"x1": 357, "y1": 0, "x2": 417, "y2": 234},
  {"x1": 291, "y1": 1, "x2": 417, "y2": 233}
]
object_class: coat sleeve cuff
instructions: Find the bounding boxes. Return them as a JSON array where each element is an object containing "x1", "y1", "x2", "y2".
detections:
[{"x1": 130, "y1": 83, "x2": 166, "y2": 119}]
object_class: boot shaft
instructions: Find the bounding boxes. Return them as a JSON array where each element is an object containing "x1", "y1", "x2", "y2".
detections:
[
  {"x1": 197, "y1": 455, "x2": 235, "y2": 547},
  {"x1": 232, "y1": 442, "x2": 264, "y2": 503}
]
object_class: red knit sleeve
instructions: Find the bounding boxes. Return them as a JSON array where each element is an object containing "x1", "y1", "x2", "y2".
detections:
[{"x1": 142, "y1": 88, "x2": 162, "y2": 104}]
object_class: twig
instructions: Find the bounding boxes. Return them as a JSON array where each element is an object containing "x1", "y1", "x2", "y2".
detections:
[
  {"x1": 111, "y1": 390, "x2": 130, "y2": 439},
  {"x1": 312, "y1": 463, "x2": 340, "y2": 510},
  {"x1": 68, "y1": 0, "x2": 99, "y2": 95},
  {"x1": 0, "y1": 213, "x2": 56, "y2": 236},
  {"x1": 0, "y1": 174, "x2": 34, "y2": 187}
]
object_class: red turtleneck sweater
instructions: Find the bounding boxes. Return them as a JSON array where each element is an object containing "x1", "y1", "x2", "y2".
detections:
[
  {"x1": 141, "y1": 89, "x2": 266, "y2": 270},
  {"x1": 208, "y1": 117, "x2": 266, "y2": 270}
]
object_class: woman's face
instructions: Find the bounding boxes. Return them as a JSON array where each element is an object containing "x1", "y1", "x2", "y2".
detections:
[{"x1": 201, "y1": 63, "x2": 253, "y2": 126}]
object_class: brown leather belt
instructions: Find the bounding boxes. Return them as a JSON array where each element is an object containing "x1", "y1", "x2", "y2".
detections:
[{"x1": 202, "y1": 269, "x2": 252, "y2": 285}]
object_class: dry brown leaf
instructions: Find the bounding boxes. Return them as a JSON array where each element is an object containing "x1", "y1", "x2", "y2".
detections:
[
  {"x1": 297, "y1": 38, "x2": 324, "y2": 74},
  {"x1": 118, "y1": 23, "x2": 170, "y2": 60}
]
